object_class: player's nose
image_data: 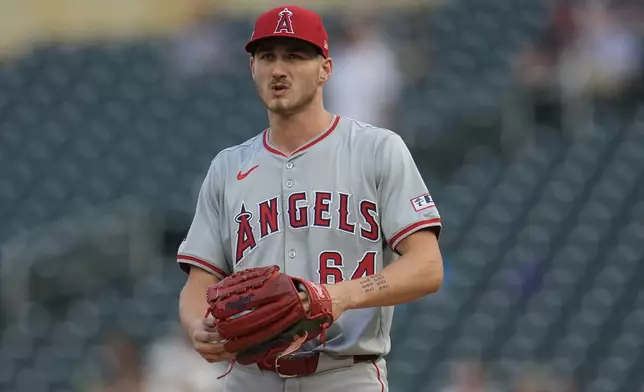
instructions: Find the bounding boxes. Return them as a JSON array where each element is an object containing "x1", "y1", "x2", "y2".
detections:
[{"x1": 270, "y1": 62, "x2": 288, "y2": 79}]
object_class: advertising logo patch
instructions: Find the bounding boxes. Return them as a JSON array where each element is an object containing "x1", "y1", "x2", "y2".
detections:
[{"x1": 410, "y1": 193, "x2": 435, "y2": 212}]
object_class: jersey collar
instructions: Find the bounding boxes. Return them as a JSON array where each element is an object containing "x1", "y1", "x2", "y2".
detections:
[{"x1": 263, "y1": 115, "x2": 340, "y2": 158}]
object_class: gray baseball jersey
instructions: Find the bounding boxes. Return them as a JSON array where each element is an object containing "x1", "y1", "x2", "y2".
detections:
[{"x1": 177, "y1": 115, "x2": 441, "y2": 357}]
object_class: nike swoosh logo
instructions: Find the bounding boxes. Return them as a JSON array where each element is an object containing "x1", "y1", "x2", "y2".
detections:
[{"x1": 237, "y1": 165, "x2": 259, "y2": 180}]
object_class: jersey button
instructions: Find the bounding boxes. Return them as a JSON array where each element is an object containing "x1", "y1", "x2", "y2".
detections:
[
  {"x1": 286, "y1": 180, "x2": 294, "y2": 188},
  {"x1": 285, "y1": 162, "x2": 294, "y2": 169},
  {"x1": 288, "y1": 250, "x2": 296, "y2": 259}
]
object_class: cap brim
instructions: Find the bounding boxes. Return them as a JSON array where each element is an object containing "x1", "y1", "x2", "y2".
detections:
[{"x1": 245, "y1": 35, "x2": 326, "y2": 57}]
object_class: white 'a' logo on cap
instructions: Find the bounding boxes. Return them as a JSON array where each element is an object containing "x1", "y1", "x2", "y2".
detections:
[{"x1": 275, "y1": 8, "x2": 295, "y2": 34}]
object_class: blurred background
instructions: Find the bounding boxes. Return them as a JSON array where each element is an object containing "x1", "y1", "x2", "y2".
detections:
[{"x1": 0, "y1": 0, "x2": 643, "y2": 391}]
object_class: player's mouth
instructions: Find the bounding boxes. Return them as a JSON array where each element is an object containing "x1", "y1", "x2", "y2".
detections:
[{"x1": 271, "y1": 84, "x2": 290, "y2": 95}]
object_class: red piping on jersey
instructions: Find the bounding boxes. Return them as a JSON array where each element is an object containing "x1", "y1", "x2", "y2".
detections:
[
  {"x1": 262, "y1": 115, "x2": 340, "y2": 157},
  {"x1": 372, "y1": 360, "x2": 385, "y2": 392},
  {"x1": 177, "y1": 254, "x2": 229, "y2": 278},
  {"x1": 388, "y1": 218, "x2": 442, "y2": 249}
]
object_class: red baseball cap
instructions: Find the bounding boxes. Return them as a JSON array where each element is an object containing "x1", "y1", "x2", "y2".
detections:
[{"x1": 245, "y1": 6, "x2": 329, "y2": 58}]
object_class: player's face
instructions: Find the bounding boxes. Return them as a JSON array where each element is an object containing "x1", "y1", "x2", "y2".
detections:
[{"x1": 251, "y1": 38, "x2": 330, "y2": 115}]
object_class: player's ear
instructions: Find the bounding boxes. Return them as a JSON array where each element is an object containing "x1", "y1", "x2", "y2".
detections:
[
  {"x1": 319, "y1": 57, "x2": 332, "y2": 84},
  {"x1": 250, "y1": 56, "x2": 256, "y2": 81}
]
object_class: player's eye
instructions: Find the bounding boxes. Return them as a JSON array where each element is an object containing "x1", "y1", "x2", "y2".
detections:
[{"x1": 259, "y1": 53, "x2": 274, "y2": 60}]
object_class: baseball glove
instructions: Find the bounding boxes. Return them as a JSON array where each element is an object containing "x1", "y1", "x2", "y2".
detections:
[{"x1": 205, "y1": 265, "x2": 334, "y2": 376}]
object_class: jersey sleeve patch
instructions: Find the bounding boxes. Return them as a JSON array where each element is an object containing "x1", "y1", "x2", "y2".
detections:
[{"x1": 410, "y1": 193, "x2": 435, "y2": 212}]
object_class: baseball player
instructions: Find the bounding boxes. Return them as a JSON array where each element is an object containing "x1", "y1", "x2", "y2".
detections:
[{"x1": 177, "y1": 5, "x2": 444, "y2": 391}]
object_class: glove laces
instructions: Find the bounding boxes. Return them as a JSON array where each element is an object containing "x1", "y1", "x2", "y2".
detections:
[
  {"x1": 320, "y1": 320, "x2": 331, "y2": 347},
  {"x1": 217, "y1": 359, "x2": 237, "y2": 380}
]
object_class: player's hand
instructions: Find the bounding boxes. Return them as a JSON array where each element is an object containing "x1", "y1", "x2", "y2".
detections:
[
  {"x1": 190, "y1": 318, "x2": 236, "y2": 363},
  {"x1": 298, "y1": 291, "x2": 311, "y2": 313},
  {"x1": 298, "y1": 286, "x2": 347, "y2": 322}
]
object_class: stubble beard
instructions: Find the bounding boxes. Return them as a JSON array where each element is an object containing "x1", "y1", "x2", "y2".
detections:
[{"x1": 261, "y1": 83, "x2": 318, "y2": 116}]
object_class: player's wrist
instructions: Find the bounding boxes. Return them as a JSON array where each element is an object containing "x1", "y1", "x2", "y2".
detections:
[{"x1": 323, "y1": 283, "x2": 352, "y2": 316}]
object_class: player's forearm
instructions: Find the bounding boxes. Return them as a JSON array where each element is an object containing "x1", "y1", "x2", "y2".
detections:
[
  {"x1": 179, "y1": 284, "x2": 207, "y2": 334},
  {"x1": 179, "y1": 275, "x2": 216, "y2": 334},
  {"x1": 331, "y1": 248, "x2": 443, "y2": 310}
]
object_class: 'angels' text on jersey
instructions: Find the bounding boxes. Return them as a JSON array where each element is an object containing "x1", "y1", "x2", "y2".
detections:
[{"x1": 234, "y1": 192, "x2": 379, "y2": 264}]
